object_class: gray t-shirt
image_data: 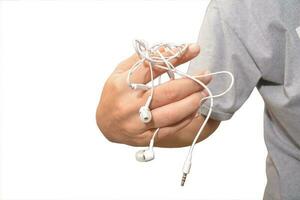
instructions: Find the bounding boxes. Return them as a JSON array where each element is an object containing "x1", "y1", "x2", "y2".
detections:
[{"x1": 187, "y1": 0, "x2": 300, "y2": 199}]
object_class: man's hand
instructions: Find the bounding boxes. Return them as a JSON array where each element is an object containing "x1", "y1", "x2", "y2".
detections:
[{"x1": 96, "y1": 44, "x2": 216, "y2": 147}]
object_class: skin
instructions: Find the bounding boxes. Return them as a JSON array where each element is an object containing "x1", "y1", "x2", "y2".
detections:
[{"x1": 96, "y1": 44, "x2": 220, "y2": 148}]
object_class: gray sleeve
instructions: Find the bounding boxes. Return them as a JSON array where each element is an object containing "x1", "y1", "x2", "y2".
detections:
[{"x1": 187, "y1": 0, "x2": 262, "y2": 121}]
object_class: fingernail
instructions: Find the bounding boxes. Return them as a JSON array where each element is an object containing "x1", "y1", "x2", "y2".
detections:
[
  {"x1": 189, "y1": 43, "x2": 200, "y2": 53},
  {"x1": 201, "y1": 90, "x2": 209, "y2": 97}
]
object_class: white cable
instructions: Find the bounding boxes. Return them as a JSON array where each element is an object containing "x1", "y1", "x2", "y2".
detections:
[
  {"x1": 128, "y1": 39, "x2": 234, "y2": 186},
  {"x1": 150, "y1": 128, "x2": 160, "y2": 150},
  {"x1": 153, "y1": 61, "x2": 234, "y2": 186}
]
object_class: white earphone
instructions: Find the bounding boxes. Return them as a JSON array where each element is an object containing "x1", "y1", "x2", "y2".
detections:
[
  {"x1": 139, "y1": 96, "x2": 152, "y2": 123},
  {"x1": 139, "y1": 106, "x2": 152, "y2": 123},
  {"x1": 135, "y1": 149, "x2": 154, "y2": 162},
  {"x1": 127, "y1": 39, "x2": 234, "y2": 186},
  {"x1": 135, "y1": 128, "x2": 159, "y2": 162}
]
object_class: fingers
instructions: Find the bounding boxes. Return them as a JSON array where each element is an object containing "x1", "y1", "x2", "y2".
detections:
[
  {"x1": 129, "y1": 43, "x2": 200, "y2": 84},
  {"x1": 157, "y1": 116, "x2": 220, "y2": 148},
  {"x1": 112, "y1": 70, "x2": 212, "y2": 137},
  {"x1": 156, "y1": 113, "x2": 196, "y2": 139},
  {"x1": 130, "y1": 74, "x2": 211, "y2": 133},
  {"x1": 147, "y1": 72, "x2": 212, "y2": 110},
  {"x1": 125, "y1": 114, "x2": 219, "y2": 147},
  {"x1": 128, "y1": 113, "x2": 196, "y2": 147},
  {"x1": 149, "y1": 92, "x2": 207, "y2": 128}
]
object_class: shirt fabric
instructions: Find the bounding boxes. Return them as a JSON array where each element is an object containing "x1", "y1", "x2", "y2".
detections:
[{"x1": 187, "y1": 0, "x2": 300, "y2": 199}]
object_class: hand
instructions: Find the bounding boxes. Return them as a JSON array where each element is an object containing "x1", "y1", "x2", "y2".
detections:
[{"x1": 96, "y1": 44, "x2": 212, "y2": 146}]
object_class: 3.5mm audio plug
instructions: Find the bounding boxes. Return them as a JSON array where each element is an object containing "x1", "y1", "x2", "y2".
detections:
[
  {"x1": 181, "y1": 154, "x2": 192, "y2": 186},
  {"x1": 181, "y1": 173, "x2": 188, "y2": 186}
]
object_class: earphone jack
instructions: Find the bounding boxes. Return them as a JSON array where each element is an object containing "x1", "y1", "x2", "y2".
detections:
[{"x1": 181, "y1": 173, "x2": 188, "y2": 186}]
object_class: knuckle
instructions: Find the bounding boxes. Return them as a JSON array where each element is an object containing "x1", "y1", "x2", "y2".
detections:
[
  {"x1": 123, "y1": 121, "x2": 136, "y2": 132},
  {"x1": 114, "y1": 103, "x2": 146, "y2": 134},
  {"x1": 159, "y1": 127, "x2": 172, "y2": 138},
  {"x1": 107, "y1": 76, "x2": 123, "y2": 93},
  {"x1": 164, "y1": 87, "x2": 178, "y2": 101},
  {"x1": 122, "y1": 116, "x2": 145, "y2": 135},
  {"x1": 191, "y1": 93, "x2": 202, "y2": 108},
  {"x1": 114, "y1": 99, "x2": 130, "y2": 119},
  {"x1": 138, "y1": 132, "x2": 153, "y2": 146}
]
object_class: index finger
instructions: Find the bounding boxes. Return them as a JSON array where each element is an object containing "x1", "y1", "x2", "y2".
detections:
[
  {"x1": 128, "y1": 43, "x2": 200, "y2": 84},
  {"x1": 147, "y1": 71, "x2": 212, "y2": 110}
]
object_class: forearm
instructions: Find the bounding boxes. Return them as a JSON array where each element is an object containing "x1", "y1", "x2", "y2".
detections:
[{"x1": 155, "y1": 115, "x2": 220, "y2": 148}]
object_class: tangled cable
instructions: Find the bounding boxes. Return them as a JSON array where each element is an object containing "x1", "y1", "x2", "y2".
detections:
[{"x1": 127, "y1": 39, "x2": 234, "y2": 186}]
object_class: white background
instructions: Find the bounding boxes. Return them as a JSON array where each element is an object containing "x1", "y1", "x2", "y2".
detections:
[{"x1": 0, "y1": 1, "x2": 267, "y2": 199}]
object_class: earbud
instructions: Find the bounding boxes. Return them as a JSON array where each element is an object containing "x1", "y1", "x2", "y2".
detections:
[
  {"x1": 139, "y1": 106, "x2": 152, "y2": 123},
  {"x1": 139, "y1": 96, "x2": 152, "y2": 123},
  {"x1": 135, "y1": 128, "x2": 159, "y2": 163},
  {"x1": 135, "y1": 149, "x2": 154, "y2": 162},
  {"x1": 130, "y1": 83, "x2": 150, "y2": 91}
]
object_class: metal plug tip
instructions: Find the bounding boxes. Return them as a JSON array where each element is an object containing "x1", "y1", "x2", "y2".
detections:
[{"x1": 181, "y1": 173, "x2": 188, "y2": 186}]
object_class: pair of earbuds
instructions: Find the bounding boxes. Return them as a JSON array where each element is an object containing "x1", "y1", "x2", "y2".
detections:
[
  {"x1": 129, "y1": 71, "x2": 155, "y2": 161},
  {"x1": 126, "y1": 39, "x2": 234, "y2": 186}
]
